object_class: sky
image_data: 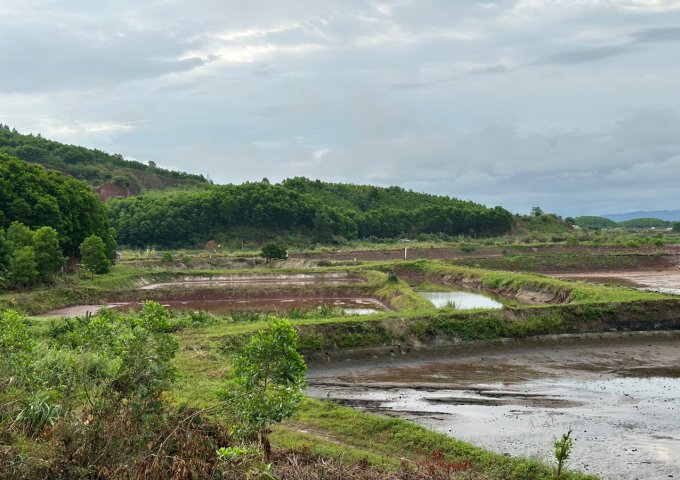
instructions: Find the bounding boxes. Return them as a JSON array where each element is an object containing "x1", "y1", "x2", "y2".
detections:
[{"x1": 1, "y1": 0, "x2": 680, "y2": 216}]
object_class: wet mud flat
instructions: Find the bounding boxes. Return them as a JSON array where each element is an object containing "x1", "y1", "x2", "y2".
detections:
[
  {"x1": 307, "y1": 332, "x2": 680, "y2": 479},
  {"x1": 555, "y1": 269, "x2": 680, "y2": 295}
]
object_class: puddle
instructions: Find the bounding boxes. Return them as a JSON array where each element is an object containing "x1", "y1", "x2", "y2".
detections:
[
  {"x1": 343, "y1": 308, "x2": 380, "y2": 316},
  {"x1": 307, "y1": 333, "x2": 680, "y2": 479},
  {"x1": 36, "y1": 304, "x2": 128, "y2": 318},
  {"x1": 418, "y1": 291, "x2": 503, "y2": 309}
]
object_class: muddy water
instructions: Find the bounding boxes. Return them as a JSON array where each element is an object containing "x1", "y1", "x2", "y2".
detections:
[
  {"x1": 39, "y1": 297, "x2": 387, "y2": 317},
  {"x1": 307, "y1": 333, "x2": 680, "y2": 479},
  {"x1": 140, "y1": 272, "x2": 363, "y2": 290},
  {"x1": 418, "y1": 291, "x2": 503, "y2": 309}
]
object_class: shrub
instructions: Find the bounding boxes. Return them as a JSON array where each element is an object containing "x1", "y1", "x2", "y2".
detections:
[{"x1": 220, "y1": 318, "x2": 306, "y2": 460}]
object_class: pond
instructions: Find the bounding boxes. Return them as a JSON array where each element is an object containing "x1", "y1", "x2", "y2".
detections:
[
  {"x1": 306, "y1": 332, "x2": 680, "y2": 479},
  {"x1": 39, "y1": 297, "x2": 388, "y2": 318},
  {"x1": 417, "y1": 291, "x2": 503, "y2": 309}
]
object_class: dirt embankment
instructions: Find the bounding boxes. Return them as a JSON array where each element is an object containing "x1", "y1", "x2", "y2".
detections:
[
  {"x1": 292, "y1": 245, "x2": 680, "y2": 263},
  {"x1": 298, "y1": 299, "x2": 680, "y2": 363},
  {"x1": 397, "y1": 270, "x2": 570, "y2": 305}
]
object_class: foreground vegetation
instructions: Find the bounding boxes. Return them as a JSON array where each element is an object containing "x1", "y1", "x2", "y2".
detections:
[{"x1": 2, "y1": 301, "x2": 597, "y2": 479}]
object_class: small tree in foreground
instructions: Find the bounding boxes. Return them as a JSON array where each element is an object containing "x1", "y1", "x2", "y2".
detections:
[
  {"x1": 220, "y1": 318, "x2": 306, "y2": 460},
  {"x1": 260, "y1": 242, "x2": 288, "y2": 261},
  {"x1": 554, "y1": 429, "x2": 573, "y2": 479},
  {"x1": 80, "y1": 235, "x2": 111, "y2": 276}
]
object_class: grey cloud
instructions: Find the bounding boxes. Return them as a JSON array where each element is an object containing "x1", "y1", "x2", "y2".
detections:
[
  {"x1": 4, "y1": 0, "x2": 680, "y2": 216},
  {"x1": 0, "y1": 20, "x2": 207, "y2": 92},
  {"x1": 539, "y1": 44, "x2": 632, "y2": 65},
  {"x1": 632, "y1": 26, "x2": 680, "y2": 43}
]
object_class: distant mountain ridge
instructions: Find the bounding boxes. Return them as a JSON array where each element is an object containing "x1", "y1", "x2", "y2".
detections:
[{"x1": 602, "y1": 210, "x2": 680, "y2": 222}]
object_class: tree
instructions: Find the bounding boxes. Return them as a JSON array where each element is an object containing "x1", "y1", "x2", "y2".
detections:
[
  {"x1": 33, "y1": 226, "x2": 64, "y2": 281},
  {"x1": 5, "y1": 221, "x2": 33, "y2": 251},
  {"x1": 103, "y1": 227, "x2": 118, "y2": 263},
  {"x1": 312, "y1": 212, "x2": 334, "y2": 243},
  {"x1": 0, "y1": 228, "x2": 8, "y2": 271},
  {"x1": 80, "y1": 235, "x2": 111, "y2": 276},
  {"x1": 672, "y1": 222, "x2": 680, "y2": 233},
  {"x1": 8, "y1": 246, "x2": 39, "y2": 288},
  {"x1": 260, "y1": 242, "x2": 288, "y2": 261},
  {"x1": 220, "y1": 318, "x2": 306, "y2": 460},
  {"x1": 531, "y1": 206, "x2": 544, "y2": 217}
]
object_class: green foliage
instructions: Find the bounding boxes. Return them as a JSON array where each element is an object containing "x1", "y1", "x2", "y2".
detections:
[
  {"x1": 1, "y1": 303, "x2": 182, "y2": 476},
  {"x1": 0, "y1": 124, "x2": 206, "y2": 187},
  {"x1": 0, "y1": 154, "x2": 116, "y2": 258},
  {"x1": 216, "y1": 445, "x2": 274, "y2": 479},
  {"x1": 554, "y1": 430, "x2": 574, "y2": 479},
  {"x1": 0, "y1": 309, "x2": 36, "y2": 389},
  {"x1": 260, "y1": 242, "x2": 288, "y2": 261},
  {"x1": 6, "y1": 221, "x2": 34, "y2": 250},
  {"x1": 0, "y1": 229, "x2": 7, "y2": 282},
  {"x1": 0, "y1": 223, "x2": 64, "y2": 288},
  {"x1": 7, "y1": 246, "x2": 39, "y2": 288},
  {"x1": 673, "y1": 222, "x2": 680, "y2": 233},
  {"x1": 220, "y1": 318, "x2": 307, "y2": 459},
  {"x1": 108, "y1": 178, "x2": 513, "y2": 248},
  {"x1": 573, "y1": 216, "x2": 618, "y2": 229},
  {"x1": 618, "y1": 217, "x2": 671, "y2": 229},
  {"x1": 80, "y1": 234, "x2": 111, "y2": 275},
  {"x1": 33, "y1": 226, "x2": 64, "y2": 281}
]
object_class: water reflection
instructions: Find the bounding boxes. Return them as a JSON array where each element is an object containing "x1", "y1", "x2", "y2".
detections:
[{"x1": 418, "y1": 291, "x2": 502, "y2": 309}]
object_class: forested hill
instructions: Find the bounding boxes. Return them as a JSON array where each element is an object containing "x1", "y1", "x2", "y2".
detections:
[
  {"x1": 0, "y1": 125, "x2": 207, "y2": 197},
  {"x1": 108, "y1": 178, "x2": 513, "y2": 248}
]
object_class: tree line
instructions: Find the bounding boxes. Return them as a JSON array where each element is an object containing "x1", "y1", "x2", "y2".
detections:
[
  {"x1": 108, "y1": 177, "x2": 513, "y2": 247},
  {"x1": 0, "y1": 155, "x2": 117, "y2": 288}
]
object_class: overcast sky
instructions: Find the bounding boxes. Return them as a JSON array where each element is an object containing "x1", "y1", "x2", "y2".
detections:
[{"x1": 2, "y1": 0, "x2": 680, "y2": 216}]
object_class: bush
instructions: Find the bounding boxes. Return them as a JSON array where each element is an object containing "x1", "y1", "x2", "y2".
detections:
[{"x1": 260, "y1": 243, "x2": 288, "y2": 261}]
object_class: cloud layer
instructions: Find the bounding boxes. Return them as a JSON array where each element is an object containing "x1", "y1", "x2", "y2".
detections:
[{"x1": 1, "y1": 0, "x2": 679, "y2": 215}]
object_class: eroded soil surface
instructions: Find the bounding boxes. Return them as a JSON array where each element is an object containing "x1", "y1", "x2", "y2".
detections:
[{"x1": 307, "y1": 333, "x2": 680, "y2": 479}]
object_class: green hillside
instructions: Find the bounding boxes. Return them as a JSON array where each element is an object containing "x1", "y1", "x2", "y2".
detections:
[
  {"x1": 0, "y1": 125, "x2": 207, "y2": 195},
  {"x1": 108, "y1": 179, "x2": 513, "y2": 248},
  {"x1": 617, "y1": 217, "x2": 671, "y2": 229},
  {"x1": 573, "y1": 216, "x2": 618, "y2": 229}
]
